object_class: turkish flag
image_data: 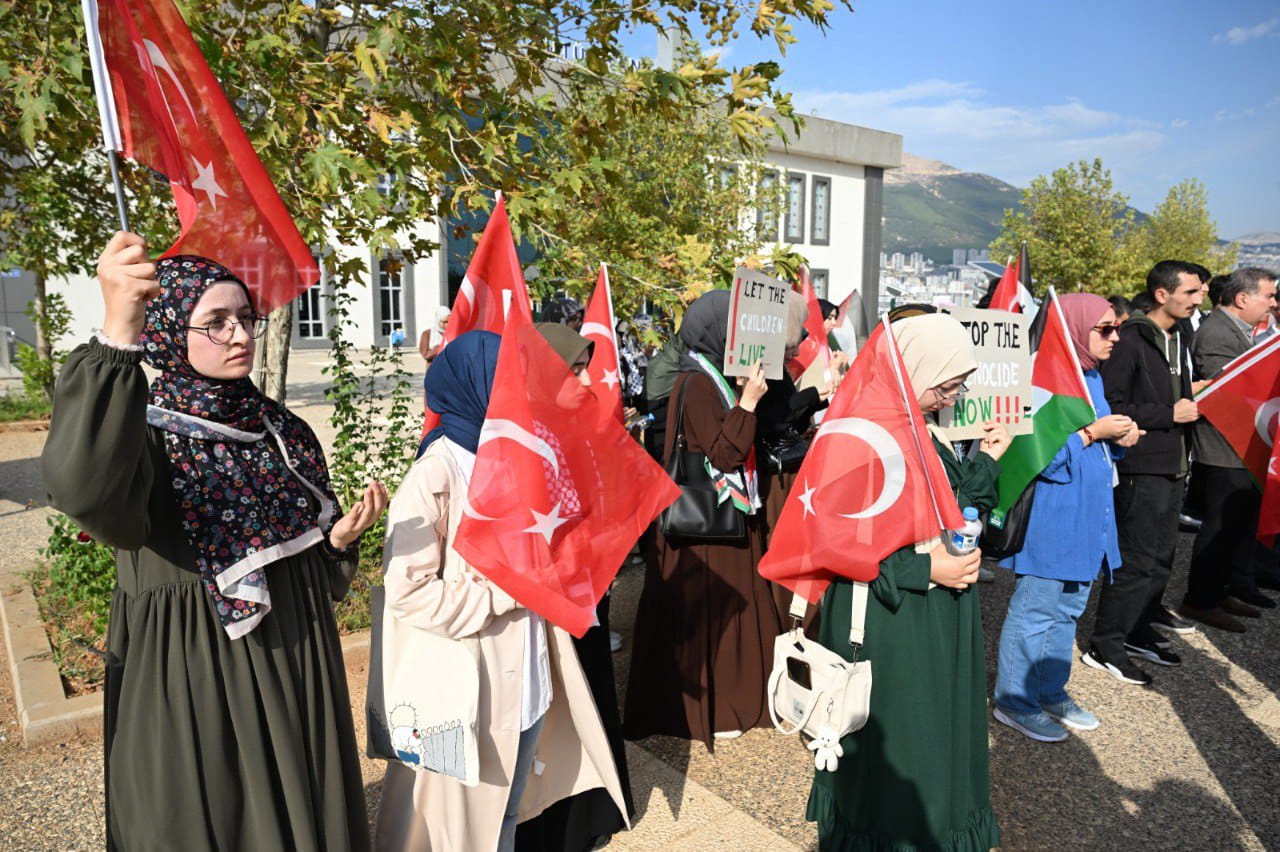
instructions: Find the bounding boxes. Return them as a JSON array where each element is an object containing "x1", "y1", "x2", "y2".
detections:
[
  {"x1": 452, "y1": 301, "x2": 680, "y2": 636},
  {"x1": 421, "y1": 194, "x2": 533, "y2": 436},
  {"x1": 786, "y1": 266, "x2": 831, "y2": 381},
  {"x1": 581, "y1": 264, "x2": 625, "y2": 423},
  {"x1": 760, "y1": 321, "x2": 966, "y2": 602},
  {"x1": 1197, "y1": 333, "x2": 1280, "y2": 486},
  {"x1": 988, "y1": 257, "x2": 1023, "y2": 313},
  {"x1": 1258, "y1": 440, "x2": 1280, "y2": 542},
  {"x1": 84, "y1": 0, "x2": 317, "y2": 312}
]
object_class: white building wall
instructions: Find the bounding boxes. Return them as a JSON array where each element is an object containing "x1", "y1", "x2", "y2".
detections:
[{"x1": 761, "y1": 149, "x2": 867, "y2": 307}]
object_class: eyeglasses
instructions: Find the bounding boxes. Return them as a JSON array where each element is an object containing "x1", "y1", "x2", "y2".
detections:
[
  {"x1": 1092, "y1": 323, "x2": 1122, "y2": 338},
  {"x1": 187, "y1": 315, "x2": 268, "y2": 345},
  {"x1": 934, "y1": 381, "x2": 969, "y2": 400}
]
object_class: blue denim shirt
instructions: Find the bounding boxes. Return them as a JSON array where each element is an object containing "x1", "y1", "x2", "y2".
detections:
[{"x1": 1000, "y1": 370, "x2": 1123, "y2": 582}]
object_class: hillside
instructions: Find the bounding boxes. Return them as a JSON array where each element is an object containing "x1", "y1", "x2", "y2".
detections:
[{"x1": 882, "y1": 154, "x2": 1021, "y2": 265}]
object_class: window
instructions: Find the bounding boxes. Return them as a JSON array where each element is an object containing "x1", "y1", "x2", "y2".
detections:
[
  {"x1": 784, "y1": 173, "x2": 805, "y2": 243},
  {"x1": 811, "y1": 175, "x2": 831, "y2": 246},
  {"x1": 297, "y1": 283, "x2": 324, "y2": 339},
  {"x1": 377, "y1": 255, "x2": 406, "y2": 339},
  {"x1": 756, "y1": 170, "x2": 778, "y2": 242},
  {"x1": 376, "y1": 172, "x2": 398, "y2": 196},
  {"x1": 719, "y1": 164, "x2": 737, "y2": 188},
  {"x1": 810, "y1": 268, "x2": 830, "y2": 300}
]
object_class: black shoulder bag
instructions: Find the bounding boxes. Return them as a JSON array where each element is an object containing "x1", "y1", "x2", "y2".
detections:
[
  {"x1": 982, "y1": 481, "x2": 1036, "y2": 559},
  {"x1": 657, "y1": 376, "x2": 748, "y2": 543}
]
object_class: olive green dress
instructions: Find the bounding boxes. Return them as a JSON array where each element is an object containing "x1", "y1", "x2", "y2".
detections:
[
  {"x1": 42, "y1": 340, "x2": 369, "y2": 851},
  {"x1": 807, "y1": 440, "x2": 1001, "y2": 851}
]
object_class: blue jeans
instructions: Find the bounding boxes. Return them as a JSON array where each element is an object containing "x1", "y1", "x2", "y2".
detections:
[
  {"x1": 995, "y1": 574, "x2": 1092, "y2": 715},
  {"x1": 498, "y1": 715, "x2": 545, "y2": 852}
]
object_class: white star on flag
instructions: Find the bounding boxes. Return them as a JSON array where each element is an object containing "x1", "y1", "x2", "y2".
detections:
[
  {"x1": 602, "y1": 369, "x2": 620, "y2": 390},
  {"x1": 798, "y1": 480, "x2": 817, "y2": 518},
  {"x1": 525, "y1": 501, "x2": 571, "y2": 544},
  {"x1": 190, "y1": 156, "x2": 228, "y2": 209}
]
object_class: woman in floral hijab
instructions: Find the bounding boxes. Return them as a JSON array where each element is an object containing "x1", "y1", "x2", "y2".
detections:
[{"x1": 42, "y1": 233, "x2": 385, "y2": 850}]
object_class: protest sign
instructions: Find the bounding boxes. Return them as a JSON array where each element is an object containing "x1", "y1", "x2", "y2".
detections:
[
  {"x1": 937, "y1": 306, "x2": 1033, "y2": 440},
  {"x1": 724, "y1": 267, "x2": 790, "y2": 380}
]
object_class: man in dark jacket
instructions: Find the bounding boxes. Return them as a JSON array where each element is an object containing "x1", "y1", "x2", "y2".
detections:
[
  {"x1": 1084, "y1": 260, "x2": 1204, "y2": 685},
  {"x1": 1181, "y1": 268, "x2": 1279, "y2": 630}
]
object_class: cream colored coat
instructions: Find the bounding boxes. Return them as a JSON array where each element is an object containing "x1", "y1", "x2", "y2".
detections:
[{"x1": 374, "y1": 442, "x2": 628, "y2": 852}]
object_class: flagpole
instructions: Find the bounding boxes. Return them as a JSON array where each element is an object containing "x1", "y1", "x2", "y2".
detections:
[
  {"x1": 106, "y1": 150, "x2": 131, "y2": 232},
  {"x1": 81, "y1": 0, "x2": 131, "y2": 232}
]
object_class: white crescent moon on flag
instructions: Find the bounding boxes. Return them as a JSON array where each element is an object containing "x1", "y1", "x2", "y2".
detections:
[
  {"x1": 811, "y1": 417, "x2": 907, "y2": 519},
  {"x1": 143, "y1": 39, "x2": 198, "y2": 119},
  {"x1": 580, "y1": 321, "x2": 613, "y2": 341},
  {"x1": 1255, "y1": 398, "x2": 1280, "y2": 446},
  {"x1": 478, "y1": 419, "x2": 559, "y2": 476}
]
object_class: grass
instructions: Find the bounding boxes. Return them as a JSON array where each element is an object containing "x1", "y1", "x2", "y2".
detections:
[
  {"x1": 0, "y1": 393, "x2": 51, "y2": 422},
  {"x1": 26, "y1": 562, "x2": 108, "y2": 696}
]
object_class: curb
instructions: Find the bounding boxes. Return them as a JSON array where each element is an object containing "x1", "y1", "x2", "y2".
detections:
[{"x1": 0, "y1": 579, "x2": 371, "y2": 747}]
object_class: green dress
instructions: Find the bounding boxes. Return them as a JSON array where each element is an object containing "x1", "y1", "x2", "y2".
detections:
[
  {"x1": 42, "y1": 340, "x2": 370, "y2": 851},
  {"x1": 806, "y1": 439, "x2": 1001, "y2": 851}
]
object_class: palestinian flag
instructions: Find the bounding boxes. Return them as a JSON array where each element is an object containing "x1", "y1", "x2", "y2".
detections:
[{"x1": 989, "y1": 288, "x2": 1097, "y2": 527}]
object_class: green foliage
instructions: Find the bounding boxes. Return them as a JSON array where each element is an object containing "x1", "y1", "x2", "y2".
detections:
[
  {"x1": 29, "y1": 514, "x2": 116, "y2": 690},
  {"x1": 17, "y1": 291, "x2": 72, "y2": 400},
  {"x1": 39, "y1": 513, "x2": 117, "y2": 629},
  {"x1": 1129, "y1": 178, "x2": 1238, "y2": 279},
  {"x1": 519, "y1": 59, "x2": 782, "y2": 319},
  {"x1": 990, "y1": 158, "x2": 1142, "y2": 296},
  {"x1": 0, "y1": 391, "x2": 51, "y2": 422}
]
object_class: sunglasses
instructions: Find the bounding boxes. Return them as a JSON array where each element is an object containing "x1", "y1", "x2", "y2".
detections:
[{"x1": 1092, "y1": 323, "x2": 1122, "y2": 338}]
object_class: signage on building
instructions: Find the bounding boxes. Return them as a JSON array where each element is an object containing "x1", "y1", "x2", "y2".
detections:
[
  {"x1": 936, "y1": 306, "x2": 1033, "y2": 440},
  {"x1": 724, "y1": 266, "x2": 790, "y2": 381}
]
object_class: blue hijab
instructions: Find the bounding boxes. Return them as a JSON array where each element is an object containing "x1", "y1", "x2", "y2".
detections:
[{"x1": 419, "y1": 330, "x2": 501, "y2": 457}]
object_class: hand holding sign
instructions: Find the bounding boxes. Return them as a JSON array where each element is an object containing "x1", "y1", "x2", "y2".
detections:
[{"x1": 724, "y1": 267, "x2": 790, "y2": 381}]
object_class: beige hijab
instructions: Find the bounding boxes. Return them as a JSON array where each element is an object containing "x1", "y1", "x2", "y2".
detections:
[
  {"x1": 891, "y1": 314, "x2": 977, "y2": 455},
  {"x1": 786, "y1": 290, "x2": 809, "y2": 348}
]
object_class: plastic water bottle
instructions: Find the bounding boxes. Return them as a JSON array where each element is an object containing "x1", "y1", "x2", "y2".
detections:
[{"x1": 946, "y1": 507, "x2": 982, "y2": 555}]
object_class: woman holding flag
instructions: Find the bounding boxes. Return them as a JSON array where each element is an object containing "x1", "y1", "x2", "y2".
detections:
[
  {"x1": 377, "y1": 330, "x2": 627, "y2": 852},
  {"x1": 806, "y1": 314, "x2": 1010, "y2": 852},
  {"x1": 993, "y1": 294, "x2": 1140, "y2": 742},
  {"x1": 43, "y1": 235, "x2": 383, "y2": 851}
]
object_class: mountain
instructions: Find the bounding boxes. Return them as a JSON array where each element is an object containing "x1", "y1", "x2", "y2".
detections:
[
  {"x1": 881, "y1": 154, "x2": 1022, "y2": 265},
  {"x1": 1233, "y1": 232, "x2": 1280, "y2": 246}
]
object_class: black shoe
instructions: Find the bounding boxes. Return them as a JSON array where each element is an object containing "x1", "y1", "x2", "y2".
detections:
[
  {"x1": 1124, "y1": 638, "x2": 1182, "y2": 667},
  {"x1": 1150, "y1": 606, "x2": 1196, "y2": 635},
  {"x1": 1082, "y1": 650, "x2": 1153, "y2": 685},
  {"x1": 1230, "y1": 589, "x2": 1276, "y2": 609},
  {"x1": 1256, "y1": 575, "x2": 1280, "y2": 592},
  {"x1": 1130, "y1": 624, "x2": 1172, "y2": 649}
]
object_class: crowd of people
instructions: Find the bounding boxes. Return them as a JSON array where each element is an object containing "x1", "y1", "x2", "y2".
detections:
[{"x1": 40, "y1": 232, "x2": 1279, "y2": 851}]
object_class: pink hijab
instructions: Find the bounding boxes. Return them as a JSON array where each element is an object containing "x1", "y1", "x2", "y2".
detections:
[{"x1": 1058, "y1": 293, "x2": 1113, "y2": 372}]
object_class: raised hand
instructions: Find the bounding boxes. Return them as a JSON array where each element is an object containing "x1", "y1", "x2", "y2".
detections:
[
  {"x1": 329, "y1": 481, "x2": 389, "y2": 551},
  {"x1": 98, "y1": 232, "x2": 158, "y2": 346}
]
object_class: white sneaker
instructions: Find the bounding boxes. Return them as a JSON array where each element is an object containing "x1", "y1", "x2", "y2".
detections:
[{"x1": 713, "y1": 729, "x2": 743, "y2": 740}]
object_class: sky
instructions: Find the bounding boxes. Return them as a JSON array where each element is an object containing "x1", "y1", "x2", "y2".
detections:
[{"x1": 629, "y1": 0, "x2": 1279, "y2": 238}]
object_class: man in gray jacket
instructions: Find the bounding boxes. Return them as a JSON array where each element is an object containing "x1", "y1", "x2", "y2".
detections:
[{"x1": 1181, "y1": 267, "x2": 1279, "y2": 631}]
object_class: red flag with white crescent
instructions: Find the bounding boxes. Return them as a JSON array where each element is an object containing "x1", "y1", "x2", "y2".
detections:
[
  {"x1": 1197, "y1": 333, "x2": 1280, "y2": 488},
  {"x1": 759, "y1": 320, "x2": 966, "y2": 602},
  {"x1": 82, "y1": 0, "x2": 317, "y2": 312},
  {"x1": 581, "y1": 264, "x2": 624, "y2": 423},
  {"x1": 1258, "y1": 439, "x2": 1280, "y2": 542},
  {"x1": 421, "y1": 194, "x2": 533, "y2": 437},
  {"x1": 453, "y1": 300, "x2": 680, "y2": 636},
  {"x1": 786, "y1": 266, "x2": 831, "y2": 381}
]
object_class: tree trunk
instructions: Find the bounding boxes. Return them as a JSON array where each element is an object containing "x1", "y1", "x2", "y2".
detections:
[
  {"x1": 33, "y1": 272, "x2": 50, "y2": 362},
  {"x1": 262, "y1": 301, "x2": 293, "y2": 403}
]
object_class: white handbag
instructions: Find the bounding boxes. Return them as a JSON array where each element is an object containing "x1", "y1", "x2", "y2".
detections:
[{"x1": 767, "y1": 583, "x2": 873, "y2": 772}]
